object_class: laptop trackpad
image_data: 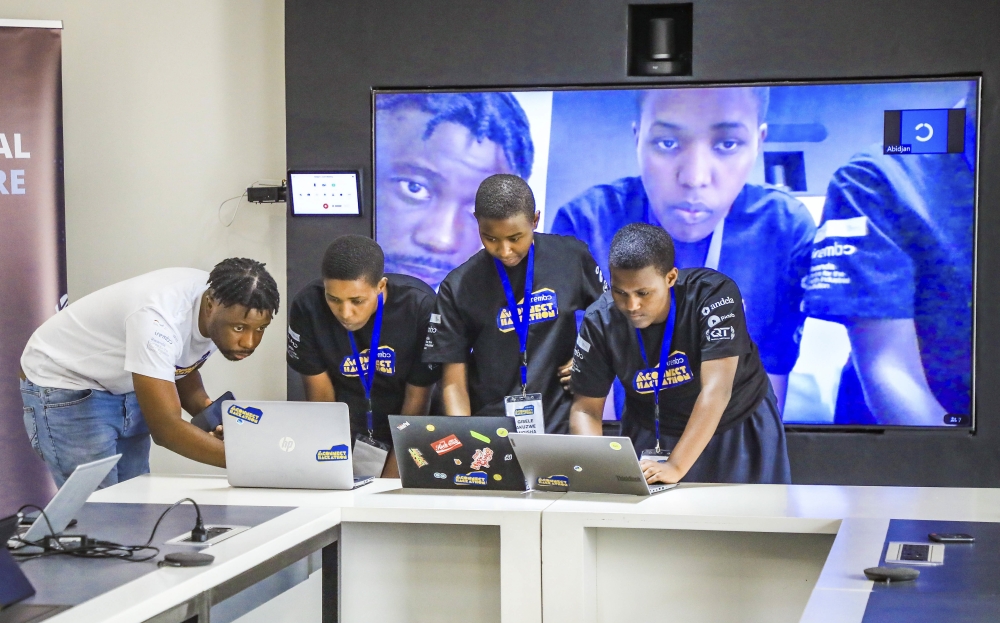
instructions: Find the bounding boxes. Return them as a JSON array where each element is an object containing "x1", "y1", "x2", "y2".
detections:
[{"x1": 353, "y1": 436, "x2": 388, "y2": 479}]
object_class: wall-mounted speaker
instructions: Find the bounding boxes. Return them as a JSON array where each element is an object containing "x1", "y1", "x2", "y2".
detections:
[{"x1": 628, "y1": 4, "x2": 693, "y2": 77}]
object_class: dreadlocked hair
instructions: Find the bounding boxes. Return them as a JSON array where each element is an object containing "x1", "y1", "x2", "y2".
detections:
[{"x1": 207, "y1": 258, "x2": 280, "y2": 316}]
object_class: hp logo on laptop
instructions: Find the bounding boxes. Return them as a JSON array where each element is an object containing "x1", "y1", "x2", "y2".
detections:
[{"x1": 279, "y1": 437, "x2": 296, "y2": 452}]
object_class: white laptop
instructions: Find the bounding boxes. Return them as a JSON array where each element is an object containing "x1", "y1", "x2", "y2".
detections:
[
  {"x1": 223, "y1": 400, "x2": 374, "y2": 490},
  {"x1": 14, "y1": 454, "x2": 121, "y2": 546},
  {"x1": 509, "y1": 434, "x2": 676, "y2": 496}
]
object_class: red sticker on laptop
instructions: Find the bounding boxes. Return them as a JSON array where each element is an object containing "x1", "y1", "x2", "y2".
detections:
[{"x1": 431, "y1": 434, "x2": 463, "y2": 455}]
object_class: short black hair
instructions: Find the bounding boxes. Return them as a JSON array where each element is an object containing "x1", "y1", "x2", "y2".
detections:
[
  {"x1": 208, "y1": 258, "x2": 280, "y2": 315},
  {"x1": 376, "y1": 92, "x2": 534, "y2": 178},
  {"x1": 609, "y1": 223, "x2": 676, "y2": 276},
  {"x1": 474, "y1": 173, "x2": 536, "y2": 222},
  {"x1": 635, "y1": 86, "x2": 770, "y2": 124},
  {"x1": 321, "y1": 235, "x2": 385, "y2": 286}
]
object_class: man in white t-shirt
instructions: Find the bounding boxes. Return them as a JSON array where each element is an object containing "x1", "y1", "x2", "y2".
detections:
[{"x1": 19, "y1": 258, "x2": 280, "y2": 487}]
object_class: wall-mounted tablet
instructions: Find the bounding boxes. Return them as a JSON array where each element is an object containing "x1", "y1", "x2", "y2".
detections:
[{"x1": 288, "y1": 170, "x2": 361, "y2": 215}]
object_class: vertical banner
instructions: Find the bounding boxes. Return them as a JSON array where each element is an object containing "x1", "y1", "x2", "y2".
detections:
[{"x1": 0, "y1": 21, "x2": 66, "y2": 516}]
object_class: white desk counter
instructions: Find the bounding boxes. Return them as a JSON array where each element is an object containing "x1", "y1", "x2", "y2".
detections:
[
  {"x1": 83, "y1": 475, "x2": 560, "y2": 623},
  {"x1": 541, "y1": 484, "x2": 1000, "y2": 623},
  {"x1": 29, "y1": 476, "x2": 999, "y2": 623}
]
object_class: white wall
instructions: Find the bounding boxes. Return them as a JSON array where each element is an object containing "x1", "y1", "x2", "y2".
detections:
[{"x1": 1, "y1": 1, "x2": 287, "y2": 475}]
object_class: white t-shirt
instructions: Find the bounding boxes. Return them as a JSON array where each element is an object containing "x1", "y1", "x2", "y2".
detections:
[{"x1": 21, "y1": 268, "x2": 218, "y2": 395}]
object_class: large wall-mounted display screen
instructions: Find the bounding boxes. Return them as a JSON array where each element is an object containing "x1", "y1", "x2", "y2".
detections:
[{"x1": 374, "y1": 78, "x2": 978, "y2": 429}]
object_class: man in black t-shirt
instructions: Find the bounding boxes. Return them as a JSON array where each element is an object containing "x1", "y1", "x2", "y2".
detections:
[
  {"x1": 423, "y1": 174, "x2": 606, "y2": 433},
  {"x1": 287, "y1": 236, "x2": 441, "y2": 477},
  {"x1": 571, "y1": 223, "x2": 790, "y2": 484}
]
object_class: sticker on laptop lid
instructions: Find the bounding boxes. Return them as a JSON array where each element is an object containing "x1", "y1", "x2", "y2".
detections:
[
  {"x1": 408, "y1": 447, "x2": 428, "y2": 468},
  {"x1": 470, "y1": 430, "x2": 491, "y2": 444},
  {"x1": 493, "y1": 474, "x2": 502, "y2": 481},
  {"x1": 316, "y1": 444, "x2": 349, "y2": 461},
  {"x1": 227, "y1": 404, "x2": 263, "y2": 424},
  {"x1": 609, "y1": 442, "x2": 622, "y2": 451},
  {"x1": 454, "y1": 471, "x2": 488, "y2": 486},
  {"x1": 496, "y1": 428, "x2": 509, "y2": 437},
  {"x1": 537, "y1": 475, "x2": 569, "y2": 488},
  {"x1": 470, "y1": 447, "x2": 493, "y2": 470},
  {"x1": 426, "y1": 424, "x2": 435, "y2": 432},
  {"x1": 396, "y1": 421, "x2": 410, "y2": 431},
  {"x1": 431, "y1": 434, "x2": 462, "y2": 455}
]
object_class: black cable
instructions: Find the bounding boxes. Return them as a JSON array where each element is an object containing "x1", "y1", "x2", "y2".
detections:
[
  {"x1": 16, "y1": 504, "x2": 57, "y2": 539},
  {"x1": 8, "y1": 497, "x2": 209, "y2": 563},
  {"x1": 144, "y1": 498, "x2": 207, "y2": 546}
]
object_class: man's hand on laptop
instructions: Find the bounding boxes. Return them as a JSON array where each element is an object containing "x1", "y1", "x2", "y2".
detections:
[
  {"x1": 212, "y1": 425, "x2": 224, "y2": 441},
  {"x1": 640, "y1": 459, "x2": 684, "y2": 485}
]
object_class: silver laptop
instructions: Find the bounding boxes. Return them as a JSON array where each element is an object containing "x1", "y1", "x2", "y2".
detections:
[
  {"x1": 223, "y1": 400, "x2": 374, "y2": 490},
  {"x1": 17, "y1": 454, "x2": 121, "y2": 544},
  {"x1": 509, "y1": 434, "x2": 676, "y2": 495}
]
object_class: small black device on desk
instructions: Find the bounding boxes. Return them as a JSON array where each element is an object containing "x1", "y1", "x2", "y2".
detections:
[{"x1": 929, "y1": 532, "x2": 975, "y2": 543}]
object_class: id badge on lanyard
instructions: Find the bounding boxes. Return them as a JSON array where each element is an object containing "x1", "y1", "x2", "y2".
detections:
[
  {"x1": 495, "y1": 245, "x2": 544, "y2": 434},
  {"x1": 505, "y1": 393, "x2": 544, "y2": 434},
  {"x1": 349, "y1": 292, "x2": 389, "y2": 476}
]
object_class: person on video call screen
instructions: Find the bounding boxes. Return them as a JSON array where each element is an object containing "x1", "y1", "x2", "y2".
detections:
[
  {"x1": 374, "y1": 92, "x2": 534, "y2": 291},
  {"x1": 804, "y1": 84, "x2": 976, "y2": 427},
  {"x1": 551, "y1": 87, "x2": 816, "y2": 411}
]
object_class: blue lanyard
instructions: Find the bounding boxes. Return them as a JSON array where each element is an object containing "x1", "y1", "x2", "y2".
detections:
[
  {"x1": 635, "y1": 299, "x2": 676, "y2": 450},
  {"x1": 347, "y1": 292, "x2": 383, "y2": 436},
  {"x1": 494, "y1": 245, "x2": 535, "y2": 395}
]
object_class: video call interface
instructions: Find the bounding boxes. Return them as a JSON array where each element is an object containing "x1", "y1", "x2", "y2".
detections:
[{"x1": 374, "y1": 78, "x2": 979, "y2": 429}]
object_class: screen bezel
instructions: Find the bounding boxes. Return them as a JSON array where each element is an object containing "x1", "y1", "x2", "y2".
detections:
[
  {"x1": 287, "y1": 169, "x2": 363, "y2": 216},
  {"x1": 371, "y1": 75, "x2": 981, "y2": 432}
]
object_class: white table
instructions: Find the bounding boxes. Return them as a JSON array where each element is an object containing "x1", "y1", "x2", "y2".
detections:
[
  {"x1": 23, "y1": 476, "x2": 1000, "y2": 623},
  {"x1": 540, "y1": 483, "x2": 1000, "y2": 623},
  {"x1": 46, "y1": 475, "x2": 559, "y2": 623}
]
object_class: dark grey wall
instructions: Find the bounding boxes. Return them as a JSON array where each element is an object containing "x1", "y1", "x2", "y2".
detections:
[{"x1": 285, "y1": 0, "x2": 1000, "y2": 486}]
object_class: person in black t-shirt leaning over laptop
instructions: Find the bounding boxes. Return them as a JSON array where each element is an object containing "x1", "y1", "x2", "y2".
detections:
[
  {"x1": 424, "y1": 174, "x2": 606, "y2": 433},
  {"x1": 287, "y1": 236, "x2": 441, "y2": 477},
  {"x1": 570, "y1": 223, "x2": 790, "y2": 484}
]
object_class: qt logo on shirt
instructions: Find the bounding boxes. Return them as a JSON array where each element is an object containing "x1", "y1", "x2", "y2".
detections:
[
  {"x1": 633, "y1": 351, "x2": 694, "y2": 393},
  {"x1": 341, "y1": 346, "x2": 396, "y2": 377},
  {"x1": 496, "y1": 289, "x2": 559, "y2": 332},
  {"x1": 316, "y1": 444, "x2": 349, "y2": 462}
]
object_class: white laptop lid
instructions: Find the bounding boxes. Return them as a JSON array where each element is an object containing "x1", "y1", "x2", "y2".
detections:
[
  {"x1": 509, "y1": 434, "x2": 674, "y2": 495},
  {"x1": 223, "y1": 401, "x2": 355, "y2": 489},
  {"x1": 23, "y1": 454, "x2": 121, "y2": 542}
]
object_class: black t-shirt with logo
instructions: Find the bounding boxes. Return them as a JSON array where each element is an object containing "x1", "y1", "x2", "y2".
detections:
[
  {"x1": 423, "y1": 233, "x2": 607, "y2": 433},
  {"x1": 572, "y1": 268, "x2": 768, "y2": 438},
  {"x1": 286, "y1": 274, "x2": 441, "y2": 445}
]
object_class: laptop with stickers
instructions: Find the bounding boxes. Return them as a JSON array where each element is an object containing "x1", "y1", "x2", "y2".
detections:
[
  {"x1": 509, "y1": 434, "x2": 676, "y2": 495},
  {"x1": 223, "y1": 400, "x2": 374, "y2": 489},
  {"x1": 388, "y1": 415, "x2": 526, "y2": 491}
]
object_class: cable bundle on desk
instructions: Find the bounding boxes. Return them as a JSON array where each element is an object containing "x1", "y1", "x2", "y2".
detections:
[{"x1": 7, "y1": 498, "x2": 209, "y2": 564}]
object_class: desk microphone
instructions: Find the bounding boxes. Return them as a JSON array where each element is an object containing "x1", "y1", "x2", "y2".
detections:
[{"x1": 864, "y1": 566, "x2": 920, "y2": 582}]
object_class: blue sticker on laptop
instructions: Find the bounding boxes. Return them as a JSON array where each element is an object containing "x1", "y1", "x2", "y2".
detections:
[
  {"x1": 316, "y1": 444, "x2": 349, "y2": 462},
  {"x1": 537, "y1": 475, "x2": 569, "y2": 488},
  {"x1": 633, "y1": 351, "x2": 694, "y2": 394},
  {"x1": 341, "y1": 346, "x2": 396, "y2": 377},
  {"x1": 227, "y1": 404, "x2": 263, "y2": 424},
  {"x1": 496, "y1": 288, "x2": 559, "y2": 332},
  {"x1": 454, "y1": 471, "x2": 488, "y2": 486}
]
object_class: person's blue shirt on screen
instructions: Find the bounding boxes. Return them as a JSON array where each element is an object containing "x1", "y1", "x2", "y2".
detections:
[
  {"x1": 803, "y1": 99, "x2": 975, "y2": 426},
  {"x1": 551, "y1": 87, "x2": 816, "y2": 410}
]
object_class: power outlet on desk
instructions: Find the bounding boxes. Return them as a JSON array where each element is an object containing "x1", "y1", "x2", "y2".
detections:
[{"x1": 165, "y1": 525, "x2": 249, "y2": 549}]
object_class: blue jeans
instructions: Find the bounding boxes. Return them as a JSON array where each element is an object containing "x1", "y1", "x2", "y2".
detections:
[{"x1": 20, "y1": 378, "x2": 151, "y2": 488}]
